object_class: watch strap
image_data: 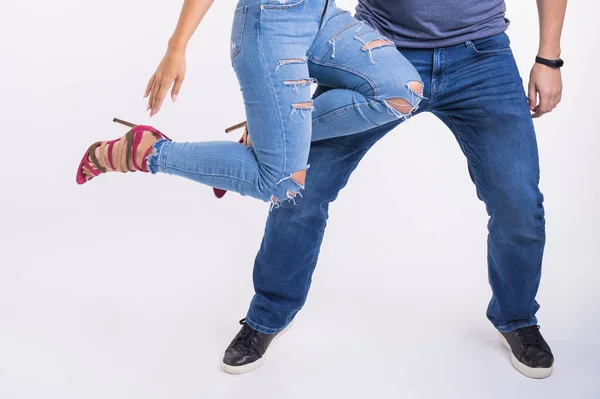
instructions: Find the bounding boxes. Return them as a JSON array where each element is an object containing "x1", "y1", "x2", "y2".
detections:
[{"x1": 535, "y1": 56, "x2": 564, "y2": 68}]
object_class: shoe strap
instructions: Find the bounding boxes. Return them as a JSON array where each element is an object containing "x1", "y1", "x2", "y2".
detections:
[
  {"x1": 107, "y1": 139, "x2": 118, "y2": 171},
  {"x1": 86, "y1": 142, "x2": 106, "y2": 175}
]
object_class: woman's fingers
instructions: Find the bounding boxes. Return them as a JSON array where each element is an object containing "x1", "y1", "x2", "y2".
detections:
[
  {"x1": 148, "y1": 77, "x2": 160, "y2": 111},
  {"x1": 171, "y1": 76, "x2": 184, "y2": 102},
  {"x1": 150, "y1": 76, "x2": 165, "y2": 114},
  {"x1": 150, "y1": 78, "x2": 173, "y2": 116},
  {"x1": 144, "y1": 75, "x2": 156, "y2": 99}
]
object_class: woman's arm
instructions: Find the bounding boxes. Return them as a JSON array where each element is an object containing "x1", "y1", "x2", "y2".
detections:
[
  {"x1": 528, "y1": 0, "x2": 568, "y2": 118},
  {"x1": 145, "y1": 0, "x2": 216, "y2": 116},
  {"x1": 168, "y1": 0, "x2": 215, "y2": 54}
]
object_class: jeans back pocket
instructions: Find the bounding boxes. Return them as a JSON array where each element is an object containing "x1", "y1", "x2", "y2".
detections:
[{"x1": 230, "y1": 5, "x2": 248, "y2": 61}]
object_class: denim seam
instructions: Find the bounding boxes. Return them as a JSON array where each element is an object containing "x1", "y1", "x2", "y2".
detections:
[
  {"x1": 302, "y1": 221, "x2": 327, "y2": 305},
  {"x1": 436, "y1": 110, "x2": 486, "y2": 186},
  {"x1": 433, "y1": 110, "x2": 485, "y2": 192},
  {"x1": 466, "y1": 41, "x2": 513, "y2": 56},
  {"x1": 433, "y1": 110, "x2": 469, "y2": 148},
  {"x1": 308, "y1": 57, "x2": 380, "y2": 97},
  {"x1": 261, "y1": 0, "x2": 306, "y2": 11},
  {"x1": 299, "y1": 148, "x2": 371, "y2": 307},
  {"x1": 159, "y1": 140, "x2": 169, "y2": 171},
  {"x1": 159, "y1": 165, "x2": 257, "y2": 186},
  {"x1": 427, "y1": 51, "x2": 441, "y2": 112},
  {"x1": 329, "y1": 21, "x2": 361, "y2": 43},
  {"x1": 257, "y1": 8, "x2": 289, "y2": 186},
  {"x1": 230, "y1": 5, "x2": 248, "y2": 62},
  {"x1": 311, "y1": 11, "x2": 351, "y2": 43},
  {"x1": 312, "y1": 101, "x2": 374, "y2": 124}
]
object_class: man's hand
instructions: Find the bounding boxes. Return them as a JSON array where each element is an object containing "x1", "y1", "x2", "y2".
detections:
[
  {"x1": 144, "y1": 50, "x2": 187, "y2": 117},
  {"x1": 528, "y1": 63, "x2": 562, "y2": 118}
]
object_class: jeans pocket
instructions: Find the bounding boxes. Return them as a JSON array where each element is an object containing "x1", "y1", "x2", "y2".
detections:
[
  {"x1": 230, "y1": 5, "x2": 248, "y2": 61},
  {"x1": 261, "y1": 0, "x2": 306, "y2": 10},
  {"x1": 467, "y1": 33, "x2": 512, "y2": 55}
]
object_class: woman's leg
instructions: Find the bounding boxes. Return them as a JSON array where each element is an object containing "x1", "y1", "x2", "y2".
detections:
[
  {"x1": 79, "y1": 0, "x2": 327, "y2": 204},
  {"x1": 148, "y1": 0, "x2": 327, "y2": 204},
  {"x1": 213, "y1": 8, "x2": 424, "y2": 152},
  {"x1": 307, "y1": 8, "x2": 423, "y2": 141},
  {"x1": 78, "y1": 2, "x2": 421, "y2": 204},
  {"x1": 150, "y1": 5, "x2": 423, "y2": 202}
]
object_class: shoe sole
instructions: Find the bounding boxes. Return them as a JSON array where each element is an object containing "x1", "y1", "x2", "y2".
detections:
[
  {"x1": 221, "y1": 321, "x2": 294, "y2": 375},
  {"x1": 500, "y1": 334, "x2": 553, "y2": 379}
]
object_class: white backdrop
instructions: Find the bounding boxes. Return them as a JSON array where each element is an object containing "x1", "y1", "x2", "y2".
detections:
[{"x1": 0, "y1": 0, "x2": 598, "y2": 398}]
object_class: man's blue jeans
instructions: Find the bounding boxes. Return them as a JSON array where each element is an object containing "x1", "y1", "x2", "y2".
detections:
[{"x1": 246, "y1": 32, "x2": 545, "y2": 334}]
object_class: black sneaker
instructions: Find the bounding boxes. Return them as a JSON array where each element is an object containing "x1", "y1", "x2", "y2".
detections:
[
  {"x1": 500, "y1": 325, "x2": 554, "y2": 379},
  {"x1": 222, "y1": 319, "x2": 290, "y2": 374}
]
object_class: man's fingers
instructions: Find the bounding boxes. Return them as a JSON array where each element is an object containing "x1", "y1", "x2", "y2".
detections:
[
  {"x1": 535, "y1": 92, "x2": 553, "y2": 118},
  {"x1": 528, "y1": 83, "x2": 538, "y2": 111},
  {"x1": 171, "y1": 76, "x2": 184, "y2": 102},
  {"x1": 144, "y1": 75, "x2": 155, "y2": 99},
  {"x1": 553, "y1": 90, "x2": 563, "y2": 108}
]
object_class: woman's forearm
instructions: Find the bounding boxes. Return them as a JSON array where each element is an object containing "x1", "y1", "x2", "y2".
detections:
[
  {"x1": 168, "y1": 0, "x2": 216, "y2": 53},
  {"x1": 536, "y1": 0, "x2": 567, "y2": 59}
]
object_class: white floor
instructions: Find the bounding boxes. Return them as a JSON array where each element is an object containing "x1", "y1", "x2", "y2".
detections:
[{"x1": 1, "y1": 160, "x2": 599, "y2": 398}]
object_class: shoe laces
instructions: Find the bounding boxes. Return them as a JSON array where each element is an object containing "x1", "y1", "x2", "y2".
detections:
[
  {"x1": 516, "y1": 325, "x2": 542, "y2": 347},
  {"x1": 232, "y1": 319, "x2": 258, "y2": 353}
]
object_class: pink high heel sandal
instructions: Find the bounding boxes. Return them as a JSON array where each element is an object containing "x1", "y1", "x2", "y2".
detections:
[{"x1": 75, "y1": 118, "x2": 171, "y2": 185}]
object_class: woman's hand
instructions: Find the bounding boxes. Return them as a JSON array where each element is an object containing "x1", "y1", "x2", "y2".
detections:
[{"x1": 144, "y1": 49, "x2": 186, "y2": 117}]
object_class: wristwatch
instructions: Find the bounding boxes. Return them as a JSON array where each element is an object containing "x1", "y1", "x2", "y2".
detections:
[{"x1": 535, "y1": 56, "x2": 564, "y2": 68}]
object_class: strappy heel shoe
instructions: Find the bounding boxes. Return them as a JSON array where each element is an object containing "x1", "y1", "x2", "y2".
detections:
[
  {"x1": 76, "y1": 118, "x2": 171, "y2": 185},
  {"x1": 213, "y1": 121, "x2": 252, "y2": 199}
]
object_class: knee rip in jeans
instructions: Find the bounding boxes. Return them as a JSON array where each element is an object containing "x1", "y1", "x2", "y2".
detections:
[
  {"x1": 270, "y1": 169, "x2": 308, "y2": 210},
  {"x1": 290, "y1": 101, "x2": 315, "y2": 122},
  {"x1": 284, "y1": 78, "x2": 318, "y2": 95},
  {"x1": 359, "y1": 39, "x2": 395, "y2": 63},
  {"x1": 385, "y1": 81, "x2": 424, "y2": 118}
]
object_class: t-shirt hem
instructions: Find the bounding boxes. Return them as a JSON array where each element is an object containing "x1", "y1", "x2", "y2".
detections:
[{"x1": 386, "y1": 25, "x2": 510, "y2": 49}]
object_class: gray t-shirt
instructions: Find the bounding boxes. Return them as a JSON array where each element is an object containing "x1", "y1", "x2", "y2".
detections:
[{"x1": 355, "y1": 0, "x2": 510, "y2": 48}]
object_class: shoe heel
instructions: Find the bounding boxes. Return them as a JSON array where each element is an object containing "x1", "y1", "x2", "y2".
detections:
[
  {"x1": 113, "y1": 118, "x2": 136, "y2": 128},
  {"x1": 225, "y1": 121, "x2": 247, "y2": 134}
]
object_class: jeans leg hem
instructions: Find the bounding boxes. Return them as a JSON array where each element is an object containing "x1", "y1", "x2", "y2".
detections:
[
  {"x1": 147, "y1": 139, "x2": 170, "y2": 174},
  {"x1": 245, "y1": 316, "x2": 287, "y2": 335},
  {"x1": 495, "y1": 317, "x2": 538, "y2": 333}
]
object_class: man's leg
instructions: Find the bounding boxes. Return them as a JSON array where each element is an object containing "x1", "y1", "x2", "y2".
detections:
[
  {"x1": 245, "y1": 8, "x2": 426, "y2": 333},
  {"x1": 424, "y1": 33, "x2": 552, "y2": 377},
  {"x1": 220, "y1": 121, "x2": 401, "y2": 374},
  {"x1": 246, "y1": 120, "x2": 399, "y2": 333}
]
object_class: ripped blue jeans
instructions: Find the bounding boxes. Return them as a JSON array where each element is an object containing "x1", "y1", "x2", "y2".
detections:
[{"x1": 148, "y1": 0, "x2": 422, "y2": 205}]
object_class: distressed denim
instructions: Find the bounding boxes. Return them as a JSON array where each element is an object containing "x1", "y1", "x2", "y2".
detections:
[
  {"x1": 148, "y1": 0, "x2": 422, "y2": 206},
  {"x1": 246, "y1": 32, "x2": 546, "y2": 334}
]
